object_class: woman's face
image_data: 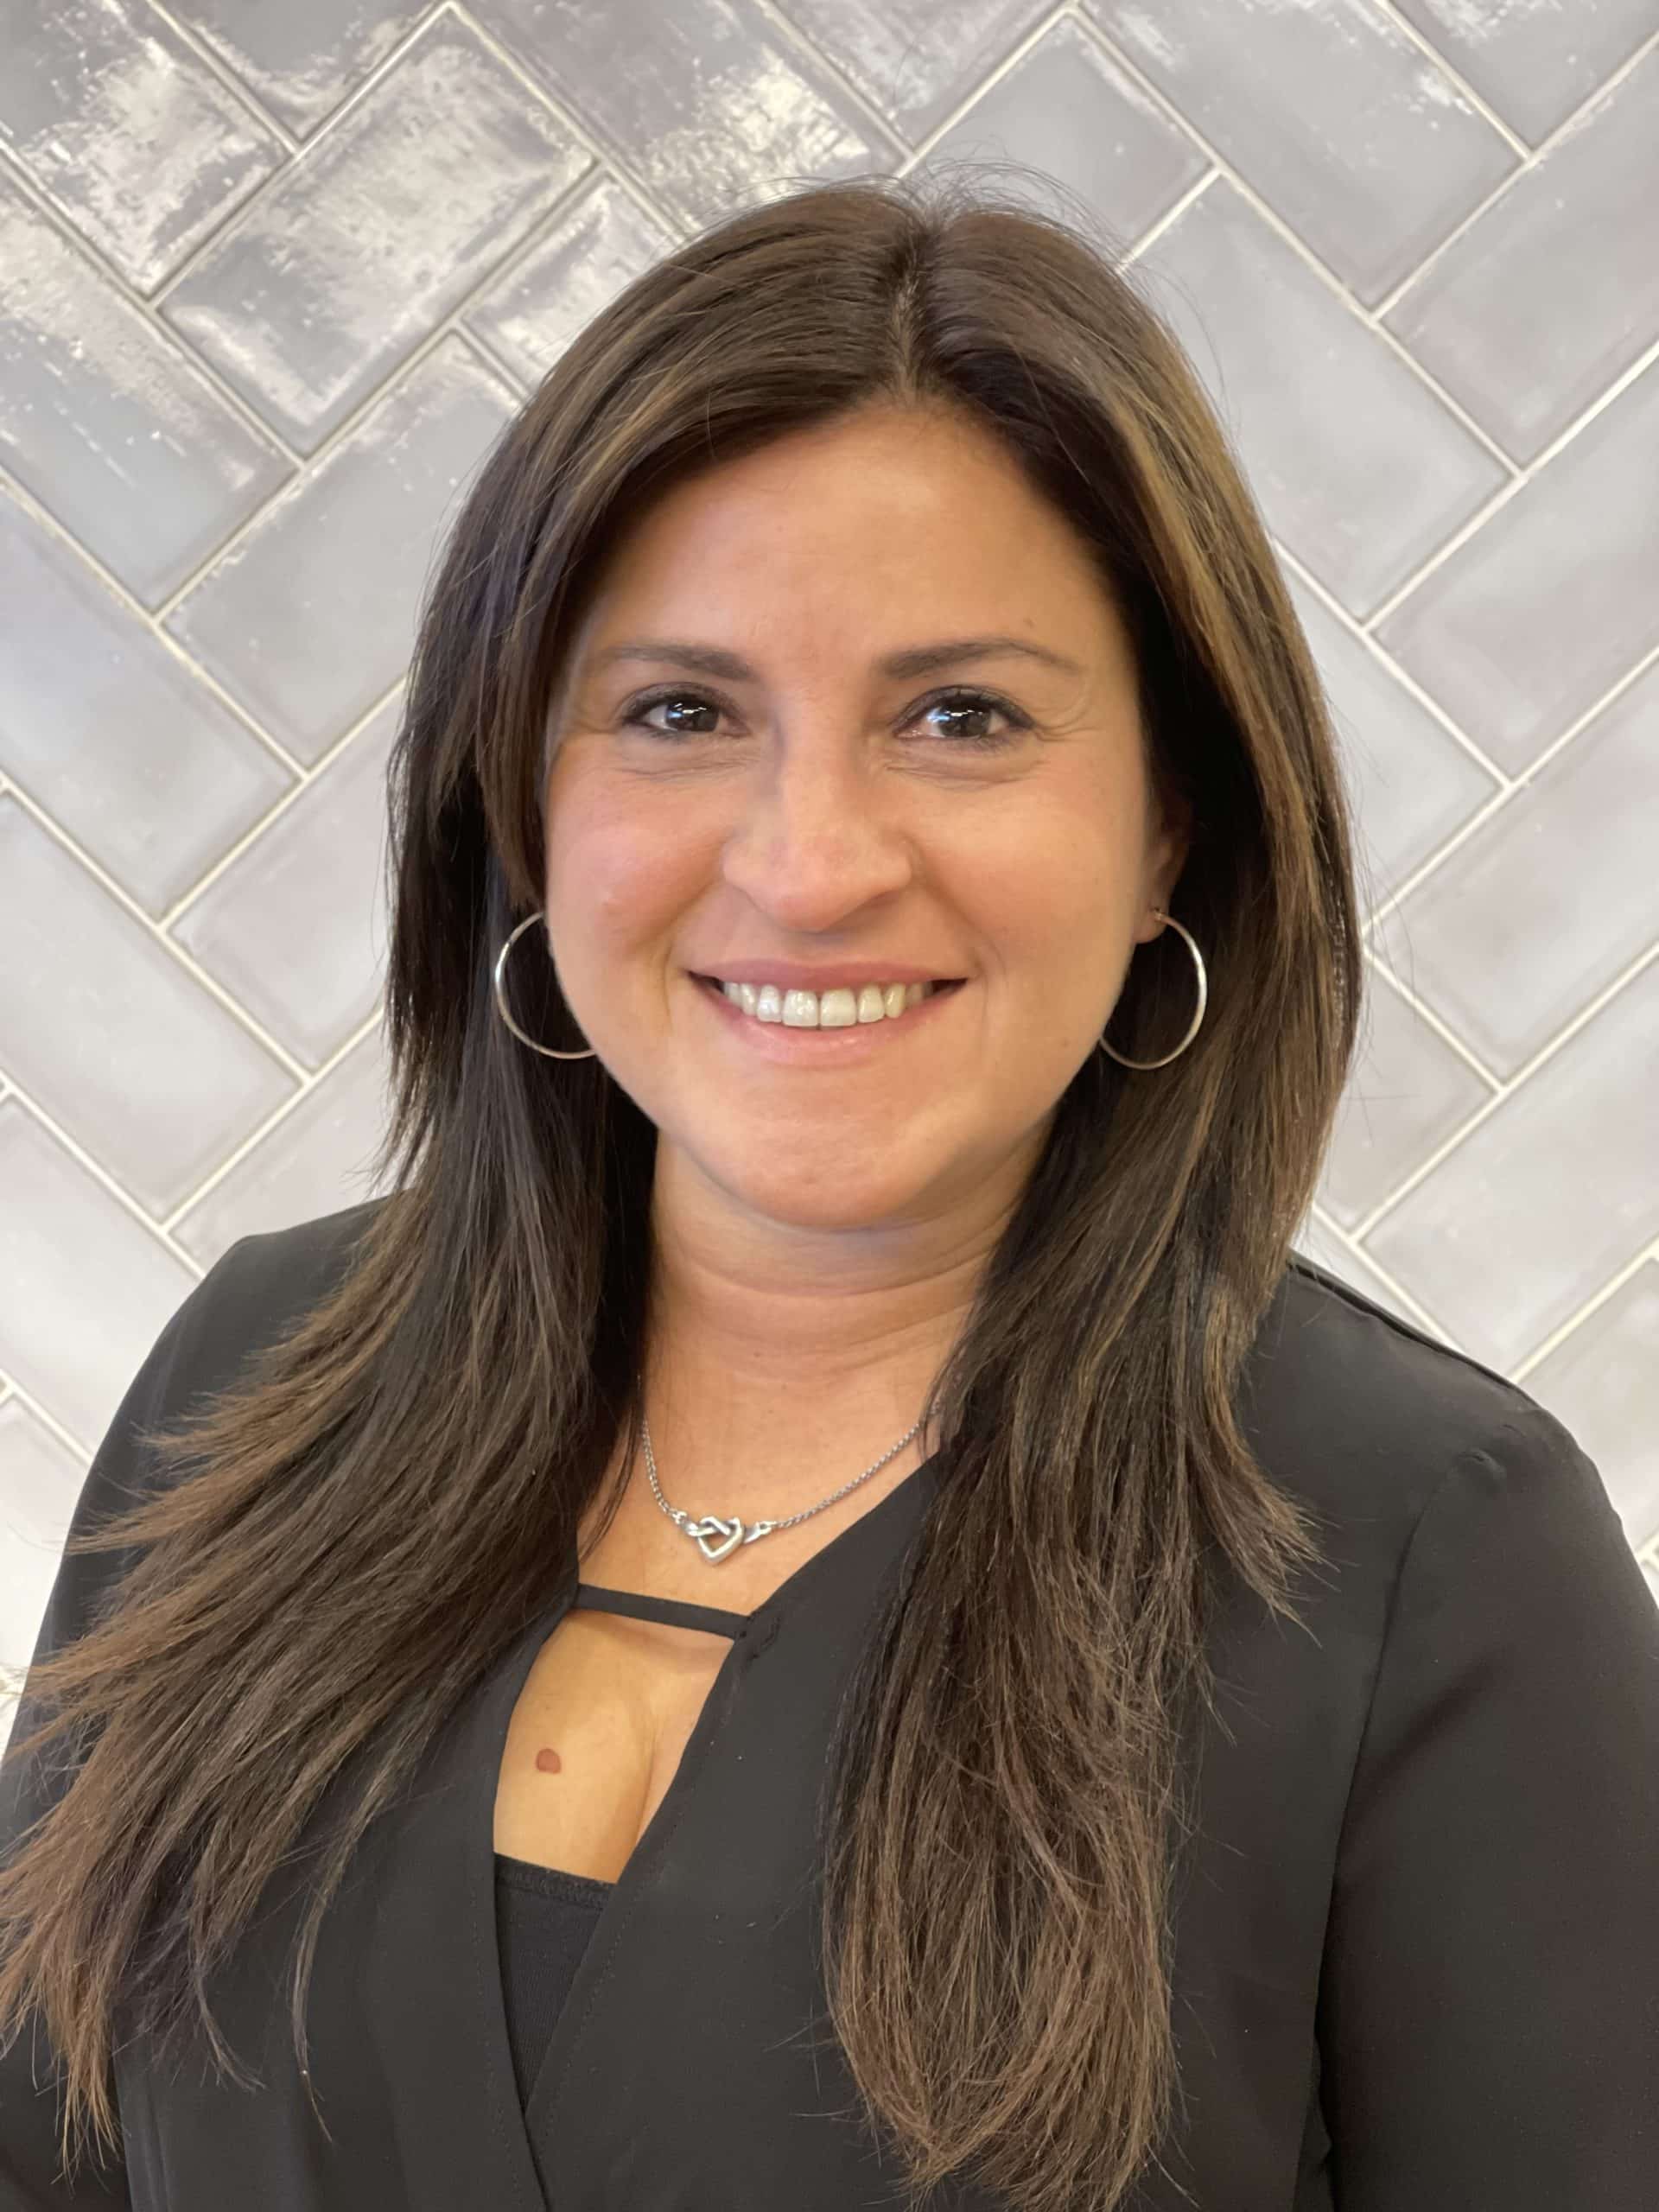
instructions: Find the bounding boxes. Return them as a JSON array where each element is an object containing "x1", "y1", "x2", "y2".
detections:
[{"x1": 542, "y1": 403, "x2": 1191, "y2": 1242}]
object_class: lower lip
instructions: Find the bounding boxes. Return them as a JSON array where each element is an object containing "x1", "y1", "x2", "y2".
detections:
[{"x1": 689, "y1": 974, "x2": 966, "y2": 1064}]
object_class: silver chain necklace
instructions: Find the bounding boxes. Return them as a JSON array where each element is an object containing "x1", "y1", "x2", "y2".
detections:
[{"x1": 642, "y1": 1410, "x2": 923, "y2": 1565}]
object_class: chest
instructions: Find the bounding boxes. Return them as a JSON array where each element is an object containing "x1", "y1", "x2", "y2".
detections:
[
  {"x1": 492, "y1": 1606, "x2": 734, "y2": 1881},
  {"x1": 491, "y1": 1482, "x2": 837, "y2": 1884},
  {"x1": 112, "y1": 1469, "x2": 1345, "y2": 2212}
]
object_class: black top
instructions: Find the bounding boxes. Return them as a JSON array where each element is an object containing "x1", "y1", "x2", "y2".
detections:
[
  {"x1": 493, "y1": 1582, "x2": 751, "y2": 2107},
  {"x1": 493, "y1": 1855, "x2": 611, "y2": 2110},
  {"x1": 3, "y1": 1196, "x2": 1657, "y2": 2210}
]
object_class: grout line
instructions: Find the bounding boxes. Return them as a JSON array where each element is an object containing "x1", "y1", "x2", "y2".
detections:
[
  {"x1": 155, "y1": 1009, "x2": 389, "y2": 1236},
  {"x1": 0, "y1": 1083, "x2": 229, "y2": 1281},
  {"x1": 1271, "y1": 538, "x2": 1512, "y2": 782},
  {"x1": 0, "y1": 138, "x2": 308, "y2": 471},
  {"x1": 1449, "y1": 17, "x2": 1656, "y2": 166},
  {"x1": 1346, "y1": 939, "x2": 1659, "y2": 1239},
  {"x1": 1062, "y1": 10, "x2": 1527, "y2": 478},
  {"x1": 442, "y1": 3, "x2": 694, "y2": 240},
  {"x1": 871, "y1": 0, "x2": 1220, "y2": 270},
  {"x1": 3, "y1": 84, "x2": 699, "y2": 675},
  {"x1": 1497, "y1": 329, "x2": 1659, "y2": 476},
  {"x1": 1060, "y1": 7, "x2": 1659, "y2": 603},
  {"x1": 2, "y1": 1109, "x2": 396, "y2": 1427},
  {"x1": 1359, "y1": 949, "x2": 1503, "y2": 1094},
  {"x1": 1507, "y1": 633, "x2": 1659, "y2": 761},
  {"x1": 1511, "y1": 1243, "x2": 1659, "y2": 1381},
  {"x1": 747, "y1": 0, "x2": 915, "y2": 156},
  {"x1": 1370, "y1": 175, "x2": 1515, "y2": 321},
  {"x1": 448, "y1": 317, "x2": 537, "y2": 399},
  {"x1": 140, "y1": 0, "x2": 305, "y2": 157},
  {"x1": 1366, "y1": 0, "x2": 1533, "y2": 158},
  {"x1": 1298, "y1": 1204, "x2": 1466, "y2": 1345},
  {"x1": 0, "y1": 91, "x2": 295, "y2": 315},
  {"x1": 2, "y1": 643, "x2": 403, "y2": 1046},
  {"x1": 0, "y1": 465, "x2": 309, "y2": 782},
  {"x1": 1353, "y1": 43, "x2": 1659, "y2": 329},
  {"x1": 2, "y1": 0, "x2": 1632, "y2": 732},
  {"x1": 127, "y1": 56, "x2": 702, "y2": 623},
  {"x1": 0, "y1": 1372, "x2": 98, "y2": 1466},
  {"x1": 146, "y1": 4, "x2": 461, "y2": 310},
  {"x1": 1046, "y1": 11, "x2": 1658, "y2": 626},
  {"x1": 1555, "y1": 22, "x2": 1659, "y2": 120},
  {"x1": 1497, "y1": 19, "x2": 1659, "y2": 158},
  {"x1": 887, "y1": 0, "x2": 1074, "y2": 165},
  {"x1": 1, "y1": 783, "x2": 318, "y2": 1083},
  {"x1": 138, "y1": 319, "x2": 523, "y2": 627},
  {"x1": 1118, "y1": 169, "x2": 1220, "y2": 265},
  {"x1": 1358, "y1": 472, "x2": 1527, "y2": 630},
  {"x1": 1353, "y1": 637, "x2": 1659, "y2": 932},
  {"x1": 0, "y1": 1005, "x2": 387, "y2": 1285},
  {"x1": 160, "y1": 683, "x2": 408, "y2": 930},
  {"x1": 135, "y1": 0, "x2": 683, "y2": 476},
  {"x1": 1309, "y1": 1210, "x2": 1659, "y2": 1395}
]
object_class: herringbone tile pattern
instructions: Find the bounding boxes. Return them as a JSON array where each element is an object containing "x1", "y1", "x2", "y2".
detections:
[{"x1": 3, "y1": 0, "x2": 1656, "y2": 1672}]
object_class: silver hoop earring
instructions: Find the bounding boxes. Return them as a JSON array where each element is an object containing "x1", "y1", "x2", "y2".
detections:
[
  {"x1": 1098, "y1": 908, "x2": 1206, "y2": 1069},
  {"x1": 494, "y1": 906, "x2": 1204, "y2": 1070},
  {"x1": 493, "y1": 911, "x2": 598, "y2": 1060}
]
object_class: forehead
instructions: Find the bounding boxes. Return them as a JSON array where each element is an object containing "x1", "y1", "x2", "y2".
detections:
[{"x1": 561, "y1": 410, "x2": 1136, "y2": 691}]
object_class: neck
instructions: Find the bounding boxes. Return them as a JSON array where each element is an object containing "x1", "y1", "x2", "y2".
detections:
[{"x1": 636, "y1": 1142, "x2": 1024, "y2": 1492}]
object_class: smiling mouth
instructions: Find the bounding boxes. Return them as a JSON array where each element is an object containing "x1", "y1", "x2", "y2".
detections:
[{"x1": 691, "y1": 974, "x2": 965, "y2": 1029}]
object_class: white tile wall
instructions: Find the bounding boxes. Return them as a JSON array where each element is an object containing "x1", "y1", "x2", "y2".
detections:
[{"x1": 4, "y1": 2, "x2": 1656, "y2": 1705}]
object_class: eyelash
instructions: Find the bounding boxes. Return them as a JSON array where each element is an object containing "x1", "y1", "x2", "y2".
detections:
[{"x1": 619, "y1": 684, "x2": 1033, "y2": 750}]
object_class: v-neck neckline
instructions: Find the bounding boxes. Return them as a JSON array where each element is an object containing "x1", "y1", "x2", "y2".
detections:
[{"x1": 471, "y1": 1444, "x2": 943, "y2": 2209}]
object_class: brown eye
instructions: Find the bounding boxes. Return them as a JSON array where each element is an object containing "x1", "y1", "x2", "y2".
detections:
[
  {"x1": 620, "y1": 683, "x2": 1031, "y2": 747},
  {"x1": 914, "y1": 688, "x2": 1031, "y2": 748},
  {"x1": 622, "y1": 689, "x2": 726, "y2": 737}
]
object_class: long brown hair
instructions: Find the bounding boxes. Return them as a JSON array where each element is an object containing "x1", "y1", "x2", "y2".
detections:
[{"x1": 0, "y1": 171, "x2": 1363, "y2": 2210}]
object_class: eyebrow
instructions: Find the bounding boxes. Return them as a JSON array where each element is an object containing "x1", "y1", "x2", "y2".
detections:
[{"x1": 583, "y1": 636, "x2": 1087, "y2": 683}]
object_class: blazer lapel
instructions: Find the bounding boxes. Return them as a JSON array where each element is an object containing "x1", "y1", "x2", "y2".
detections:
[
  {"x1": 350, "y1": 1596, "x2": 571, "y2": 2212},
  {"x1": 519, "y1": 1466, "x2": 982, "y2": 2209}
]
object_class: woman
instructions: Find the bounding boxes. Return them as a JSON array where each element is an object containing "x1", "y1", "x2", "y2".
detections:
[{"x1": 1, "y1": 175, "x2": 1654, "y2": 2212}]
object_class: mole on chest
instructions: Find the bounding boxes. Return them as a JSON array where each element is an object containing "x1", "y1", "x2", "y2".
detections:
[{"x1": 535, "y1": 1745, "x2": 563, "y2": 1773}]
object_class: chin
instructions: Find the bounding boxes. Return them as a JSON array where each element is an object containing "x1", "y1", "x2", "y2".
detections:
[{"x1": 714, "y1": 1150, "x2": 940, "y2": 1231}]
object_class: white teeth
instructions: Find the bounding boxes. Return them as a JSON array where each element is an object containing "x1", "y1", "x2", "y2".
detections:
[{"x1": 717, "y1": 978, "x2": 938, "y2": 1027}]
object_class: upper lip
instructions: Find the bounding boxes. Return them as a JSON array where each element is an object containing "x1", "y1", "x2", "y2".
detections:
[{"x1": 690, "y1": 960, "x2": 963, "y2": 990}]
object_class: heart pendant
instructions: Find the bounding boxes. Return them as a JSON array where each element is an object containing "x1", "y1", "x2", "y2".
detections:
[{"x1": 688, "y1": 1514, "x2": 744, "y2": 1564}]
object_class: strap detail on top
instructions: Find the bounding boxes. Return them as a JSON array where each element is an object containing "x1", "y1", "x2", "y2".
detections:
[{"x1": 571, "y1": 1581, "x2": 750, "y2": 1639}]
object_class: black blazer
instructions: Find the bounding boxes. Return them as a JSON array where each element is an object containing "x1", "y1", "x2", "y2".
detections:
[{"x1": 3, "y1": 1199, "x2": 1656, "y2": 2210}]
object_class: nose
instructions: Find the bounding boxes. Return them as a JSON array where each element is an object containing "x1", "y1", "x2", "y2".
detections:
[{"x1": 716, "y1": 739, "x2": 915, "y2": 931}]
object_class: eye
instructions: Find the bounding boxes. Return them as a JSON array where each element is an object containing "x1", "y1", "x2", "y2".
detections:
[
  {"x1": 621, "y1": 688, "x2": 726, "y2": 739},
  {"x1": 913, "y1": 687, "x2": 1032, "y2": 748},
  {"x1": 619, "y1": 684, "x2": 1032, "y2": 748}
]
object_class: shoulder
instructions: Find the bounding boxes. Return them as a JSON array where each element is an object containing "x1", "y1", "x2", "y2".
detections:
[
  {"x1": 194, "y1": 1194, "x2": 391, "y2": 1374},
  {"x1": 79, "y1": 1198, "x2": 392, "y2": 1465},
  {"x1": 1241, "y1": 1249, "x2": 1609, "y2": 1564},
  {"x1": 55, "y1": 1198, "x2": 391, "y2": 1599},
  {"x1": 139, "y1": 1212, "x2": 1617, "y2": 1612},
  {"x1": 3, "y1": 1198, "x2": 396, "y2": 1812},
  {"x1": 195, "y1": 1217, "x2": 1602, "y2": 1554}
]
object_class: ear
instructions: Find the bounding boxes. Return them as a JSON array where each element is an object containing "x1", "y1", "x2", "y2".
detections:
[{"x1": 1151, "y1": 786, "x2": 1195, "y2": 907}]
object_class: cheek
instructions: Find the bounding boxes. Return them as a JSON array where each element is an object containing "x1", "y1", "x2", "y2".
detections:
[
  {"x1": 961, "y1": 814, "x2": 1120, "y2": 959},
  {"x1": 546, "y1": 795, "x2": 698, "y2": 952},
  {"x1": 955, "y1": 812, "x2": 1141, "y2": 1058}
]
